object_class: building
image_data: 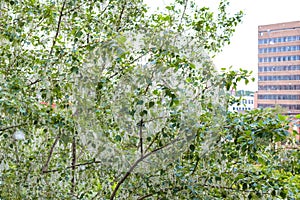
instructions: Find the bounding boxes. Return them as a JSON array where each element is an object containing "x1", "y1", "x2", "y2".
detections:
[
  {"x1": 256, "y1": 21, "x2": 300, "y2": 115},
  {"x1": 228, "y1": 90, "x2": 254, "y2": 112}
]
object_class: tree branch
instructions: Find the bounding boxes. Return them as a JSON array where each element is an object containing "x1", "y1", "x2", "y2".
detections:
[
  {"x1": 191, "y1": 156, "x2": 199, "y2": 175},
  {"x1": 143, "y1": 116, "x2": 169, "y2": 124},
  {"x1": 116, "y1": 1, "x2": 127, "y2": 32},
  {"x1": 108, "y1": 51, "x2": 150, "y2": 80},
  {"x1": 144, "y1": 131, "x2": 160, "y2": 154},
  {"x1": 108, "y1": 138, "x2": 181, "y2": 200},
  {"x1": 0, "y1": 123, "x2": 26, "y2": 132},
  {"x1": 27, "y1": 79, "x2": 41, "y2": 87},
  {"x1": 99, "y1": 0, "x2": 112, "y2": 17},
  {"x1": 71, "y1": 136, "x2": 77, "y2": 195},
  {"x1": 62, "y1": 2, "x2": 86, "y2": 16},
  {"x1": 42, "y1": 160, "x2": 102, "y2": 173},
  {"x1": 42, "y1": 132, "x2": 61, "y2": 173},
  {"x1": 137, "y1": 193, "x2": 154, "y2": 200},
  {"x1": 179, "y1": 0, "x2": 188, "y2": 29},
  {"x1": 49, "y1": 0, "x2": 67, "y2": 55},
  {"x1": 91, "y1": 138, "x2": 181, "y2": 200},
  {"x1": 138, "y1": 119, "x2": 144, "y2": 157}
]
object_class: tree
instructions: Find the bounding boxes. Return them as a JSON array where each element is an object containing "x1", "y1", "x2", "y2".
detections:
[{"x1": 0, "y1": 0, "x2": 299, "y2": 199}]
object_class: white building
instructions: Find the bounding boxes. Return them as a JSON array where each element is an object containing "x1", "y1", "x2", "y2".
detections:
[{"x1": 228, "y1": 92, "x2": 255, "y2": 112}]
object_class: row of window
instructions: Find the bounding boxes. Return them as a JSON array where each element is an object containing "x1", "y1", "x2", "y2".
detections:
[
  {"x1": 258, "y1": 104, "x2": 300, "y2": 110},
  {"x1": 258, "y1": 95, "x2": 300, "y2": 100},
  {"x1": 232, "y1": 107, "x2": 252, "y2": 111},
  {"x1": 258, "y1": 75, "x2": 300, "y2": 81},
  {"x1": 258, "y1": 35, "x2": 300, "y2": 44},
  {"x1": 258, "y1": 65, "x2": 300, "y2": 72},
  {"x1": 258, "y1": 55, "x2": 300, "y2": 63},
  {"x1": 258, "y1": 45, "x2": 300, "y2": 54},
  {"x1": 241, "y1": 99, "x2": 254, "y2": 104},
  {"x1": 258, "y1": 85, "x2": 300, "y2": 90}
]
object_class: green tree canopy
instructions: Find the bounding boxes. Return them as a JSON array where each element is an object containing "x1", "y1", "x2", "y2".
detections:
[{"x1": 0, "y1": 0, "x2": 299, "y2": 199}]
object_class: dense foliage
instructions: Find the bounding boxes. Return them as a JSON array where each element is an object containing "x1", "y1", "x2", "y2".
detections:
[{"x1": 0, "y1": 0, "x2": 299, "y2": 199}]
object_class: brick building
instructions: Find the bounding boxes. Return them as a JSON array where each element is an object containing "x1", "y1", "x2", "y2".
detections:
[{"x1": 255, "y1": 21, "x2": 300, "y2": 115}]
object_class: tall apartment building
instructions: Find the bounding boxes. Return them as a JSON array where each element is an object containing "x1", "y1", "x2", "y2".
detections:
[{"x1": 256, "y1": 21, "x2": 300, "y2": 115}]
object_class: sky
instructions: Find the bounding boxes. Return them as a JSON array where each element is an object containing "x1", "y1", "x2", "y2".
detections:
[{"x1": 145, "y1": 0, "x2": 300, "y2": 91}]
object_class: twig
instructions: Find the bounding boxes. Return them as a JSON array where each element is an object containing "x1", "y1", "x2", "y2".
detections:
[
  {"x1": 49, "y1": 0, "x2": 67, "y2": 55},
  {"x1": 99, "y1": 0, "x2": 112, "y2": 17},
  {"x1": 191, "y1": 156, "x2": 199, "y2": 175},
  {"x1": 108, "y1": 138, "x2": 181, "y2": 200},
  {"x1": 62, "y1": 1, "x2": 86, "y2": 16},
  {"x1": 71, "y1": 136, "x2": 77, "y2": 194},
  {"x1": 179, "y1": 0, "x2": 188, "y2": 29},
  {"x1": 108, "y1": 51, "x2": 150, "y2": 79},
  {"x1": 27, "y1": 79, "x2": 41, "y2": 87},
  {"x1": 91, "y1": 138, "x2": 181, "y2": 200},
  {"x1": 139, "y1": 119, "x2": 144, "y2": 157},
  {"x1": 42, "y1": 160, "x2": 102, "y2": 173},
  {"x1": 137, "y1": 193, "x2": 154, "y2": 200},
  {"x1": 144, "y1": 131, "x2": 160, "y2": 153},
  {"x1": 116, "y1": 1, "x2": 127, "y2": 32},
  {"x1": 0, "y1": 123, "x2": 26, "y2": 132},
  {"x1": 144, "y1": 70, "x2": 155, "y2": 95},
  {"x1": 143, "y1": 116, "x2": 168, "y2": 124},
  {"x1": 42, "y1": 131, "x2": 61, "y2": 173}
]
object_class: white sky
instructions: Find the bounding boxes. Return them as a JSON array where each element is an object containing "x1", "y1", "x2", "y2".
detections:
[{"x1": 145, "y1": 0, "x2": 300, "y2": 91}]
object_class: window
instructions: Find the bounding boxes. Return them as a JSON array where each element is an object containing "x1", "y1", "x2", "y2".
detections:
[
  {"x1": 259, "y1": 75, "x2": 300, "y2": 81},
  {"x1": 259, "y1": 45, "x2": 300, "y2": 54},
  {"x1": 283, "y1": 37, "x2": 287, "y2": 42},
  {"x1": 258, "y1": 95, "x2": 300, "y2": 100},
  {"x1": 258, "y1": 36, "x2": 300, "y2": 44},
  {"x1": 257, "y1": 104, "x2": 300, "y2": 110}
]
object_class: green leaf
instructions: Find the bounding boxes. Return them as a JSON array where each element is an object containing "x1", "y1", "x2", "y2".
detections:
[
  {"x1": 140, "y1": 110, "x2": 148, "y2": 116},
  {"x1": 137, "y1": 100, "x2": 144, "y2": 105},
  {"x1": 257, "y1": 157, "x2": 266, "y2": 165},
  {"x1": 71, "y1": 66, "x2": 79, "y2": 73},
  {"x1": 189, "y1": 144, "x2": 195, "y2": 152},
  {"x1": 148, "y1": 101, "x2": 155, "y2": 108},
  {"x1": 277, "y1": 114, "x2": 287, "y2": 121},
  {"x1": 115, "y1": 135, "x2": 122, "y2": 142}
]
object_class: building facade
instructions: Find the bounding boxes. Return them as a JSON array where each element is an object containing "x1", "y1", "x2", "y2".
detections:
[
  {"x1": 228, "y1": 90, "x2": 254, "y2": 113},
  {"x1": 256, "y1": 21, "x2": 300, "y2": 115}
]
